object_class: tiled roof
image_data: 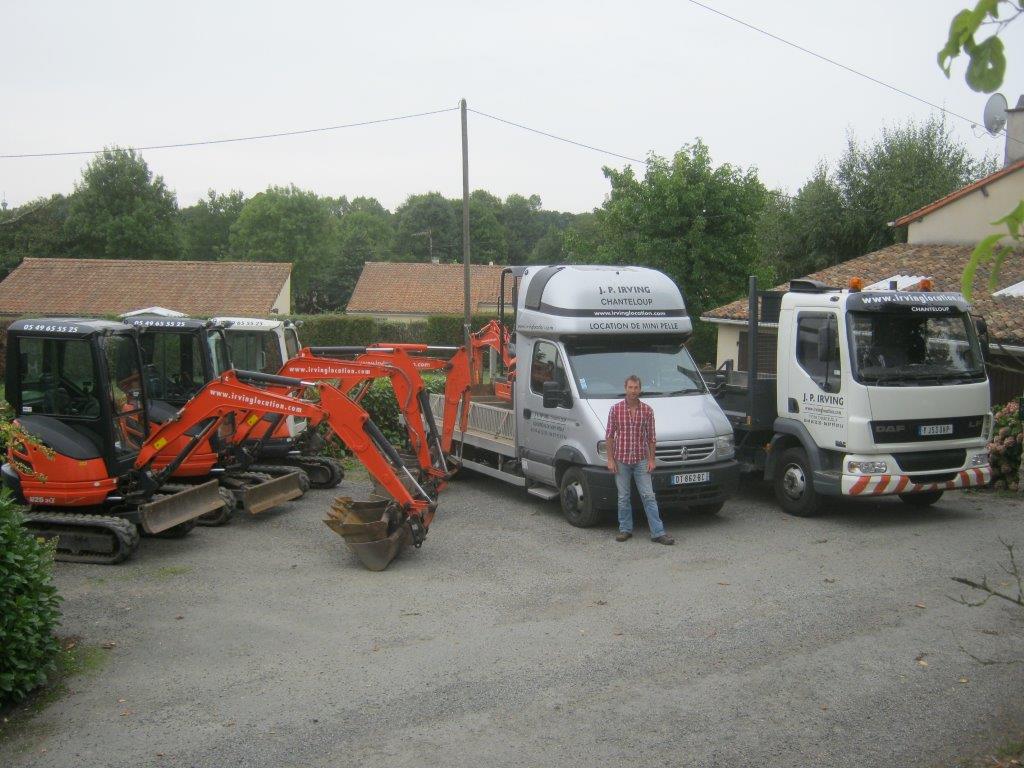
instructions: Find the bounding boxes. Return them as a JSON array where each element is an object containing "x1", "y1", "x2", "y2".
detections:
[
  {"x1": 891, "y1": 158, "x2": 1024, "y2": 226},
  {"x1": 700, "y1": 243, "x2": 1024, "y2": 346},
  {"x1": 0, "y1": 258, "x2": 291, "y2": 316},
  {"x1": 346, "y1": 262, "x2": 508, "y2": 314}
]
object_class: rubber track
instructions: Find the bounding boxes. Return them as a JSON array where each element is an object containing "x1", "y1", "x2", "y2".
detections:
[
  {"x1": 262, "y1": 456, "x2": 344, "y2": 488},
  {"x1": 24, "y1": 511, "x2": 140, "y2": 565}
]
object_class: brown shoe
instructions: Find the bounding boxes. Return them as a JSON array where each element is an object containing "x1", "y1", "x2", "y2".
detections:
[
  {"x1": 615, "y1": 531, "x2": 632, "y2": 542},
  {"x1": 651, "y1": 534, "x2": 675, "y2": 545}
]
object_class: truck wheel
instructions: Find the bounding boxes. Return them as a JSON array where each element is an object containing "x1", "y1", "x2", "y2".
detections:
[
  {"x1": 899, "y1": 490, "x2": 943, "y2": 507},
  {"x1": 688, "y1": 501, "x2": 724, "y2": 515},
  {"x1": 559, "y1": 467, "x2": 603, "y2": 528},
  {"x1": 774, "y1": 447, "x2": 822, "y2": 517}
]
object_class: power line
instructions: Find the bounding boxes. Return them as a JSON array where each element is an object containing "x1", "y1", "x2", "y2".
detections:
[
  {"x1": 0, "y1": 106, "x2": 460, "y2": 159},
  {"x1": 685, "y1": 0, "x2": 1019, "y2": 145},
  {"x1": 467, "y1": 108, "x2": 650, "y2": 166}
]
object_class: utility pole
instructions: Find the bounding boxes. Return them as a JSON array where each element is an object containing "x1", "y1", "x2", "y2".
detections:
[{"x1": 461, "y1": 98, "x2": 472, "y2": 369}]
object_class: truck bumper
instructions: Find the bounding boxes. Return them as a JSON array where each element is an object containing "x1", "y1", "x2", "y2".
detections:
[
  {"x1": 581, "y1": 459, "x2": 740, "y2": 511},
  {"x1": 840, "y1": 466, "x2": 992, "y2": 496}
]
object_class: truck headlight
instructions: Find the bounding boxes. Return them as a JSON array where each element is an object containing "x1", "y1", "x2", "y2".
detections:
[
  {"x1": 982, "y1": 413, "x2": 993, "y2": 441},
  {"x1": 597, "y1": 440, "x2": 607, "y2": 459},
  {"x1": 970, "y1": 452, "x2": 990, "y2": 467},
  {"x1": 847, "y1": 460, "x2": 888, "y2": 474},
  {"x1": 716, "y1": 434, "x2": 734, "y2": 459}
]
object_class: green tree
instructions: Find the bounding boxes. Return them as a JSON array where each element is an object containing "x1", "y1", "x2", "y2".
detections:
[
  {"x1": 593, "y1": 140, "x2": 770, "y2": 315},
  {"x1": 228, "y1": 185, "x2": 337, "y2": 312},
  {"x1": 760, "y1": 118, "x2": 994, "y2": 282},
  {"x1": 64, "y1": 148, "x2": 180, "y2": 260},
  {"x1": 501, "y1": 194, "x2": 544, "y2": 265},
  {"x1": 393, "y1": 192, "x2": 459, "y2": 261},
  {"x1": 330, "y1": 204, "x2": 395, "y2": 309},
  {"x1": 838, "y1": 117, "x2": 994, "y2": 251},
  {"x1": 0, "y1": 195, "x2": 73, "y2": 278},
  {"x1": 179, "y1": 189, "x2": 245, "y2": 261},
  {"x1": 461, "y1": 190, "x2": 508, "y2": 264}
]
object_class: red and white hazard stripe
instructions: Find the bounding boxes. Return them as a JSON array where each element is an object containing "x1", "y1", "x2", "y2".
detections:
[{"x1": 842, "y1": 466, "x2": 991, "y2": 496}]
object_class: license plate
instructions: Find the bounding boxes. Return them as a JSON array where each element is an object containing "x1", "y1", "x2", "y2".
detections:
[
  {"x1": 919, "y1": 424, "x2": 953, "y2": 436},
  {"x1": 671, "y1": 472, "x2": 710, "y2": 485}
]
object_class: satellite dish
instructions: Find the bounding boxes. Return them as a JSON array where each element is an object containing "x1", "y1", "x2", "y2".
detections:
[{"x1": 983, "y1": 92, "x2": 1008, "y2": 135}]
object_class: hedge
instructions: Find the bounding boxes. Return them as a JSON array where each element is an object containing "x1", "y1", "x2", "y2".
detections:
[
  {"x1": 292, "y1": 313, "x2": 498, "y2": 349},
  {"x1": 0, "y1": 491, "x2": 62, "y2": 706}
]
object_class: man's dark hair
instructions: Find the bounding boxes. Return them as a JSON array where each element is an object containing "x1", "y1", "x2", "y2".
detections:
[{"x1": 624, "y1": 374, "x2": 641, "y2": 387}]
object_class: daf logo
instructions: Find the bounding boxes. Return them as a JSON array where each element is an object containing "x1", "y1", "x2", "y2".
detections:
[{"x1": 875, "y1": 425, "x2": 905, "y2": 433}]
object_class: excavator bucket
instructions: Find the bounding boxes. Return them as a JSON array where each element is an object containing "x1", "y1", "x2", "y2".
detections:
[{"x1": 324, "y1": 496, "x2": 412, "y2": 571}]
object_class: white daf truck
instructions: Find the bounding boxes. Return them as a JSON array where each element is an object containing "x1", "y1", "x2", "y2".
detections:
[
  {"x1": 431, "y1": 264, "x2": 740, "y2": 526},
  {"x1": 714, "y1": 277, "x2": 992, "y2": 515}
]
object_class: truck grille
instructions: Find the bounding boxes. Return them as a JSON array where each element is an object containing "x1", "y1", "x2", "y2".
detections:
[{"x1": 656, "y1": 441, "x2": 715, "y2": 467}]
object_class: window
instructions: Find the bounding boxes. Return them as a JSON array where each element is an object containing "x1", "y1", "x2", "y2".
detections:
[
  {"x1": 139, "y1": 332, "x2": 205, "y2": 404},
  {"x1": 226, "y1": 330, "x2": 284, "y2": 374},
  {"x1": 285, "y1": 329, "x2": 300, "y2": 359},
  {"x1": 18, "y1": 337, "x2": 98, "y2": 417},
  {"x1": 530, "y1": 341, "x2": 568, "y2": 396},
  {"x1": 795, "y1": 313, "x2": 841, "y2": 393},
  {"x1": 104, "y1": 334, "x2": 146, "y2": 456}
]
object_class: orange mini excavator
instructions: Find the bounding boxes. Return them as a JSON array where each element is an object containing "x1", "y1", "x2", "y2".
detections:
[{"x1": 123, "y1": 315, "x2": 309, "y2": 524}]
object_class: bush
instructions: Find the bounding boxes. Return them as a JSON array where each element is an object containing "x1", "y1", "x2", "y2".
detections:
[
  {"x1": 0, "y1": 491, "x2": 62, "y2": 706},
  {"x1": 988, "y1": 400, "x2": 1022, "y2": 492},
  {"x1": 293, "y1": 313, "x2": 498, "y2": 349},
  {"x1": 355, "y1": 375, "x2": 447, "y2": 447}
]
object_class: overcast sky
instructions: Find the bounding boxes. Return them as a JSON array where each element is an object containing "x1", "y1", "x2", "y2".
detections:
[{"x1": 2, "y1": 0, "x2": 1023, "y2": 214}]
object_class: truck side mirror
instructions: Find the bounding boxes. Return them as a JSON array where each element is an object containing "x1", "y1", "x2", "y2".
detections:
[
  {"x1": 973, "y1": 315, "x2": 990, "y2": 363},
  {"x1": 542, "y1": 380, "x2": 570, "y2": 408}
]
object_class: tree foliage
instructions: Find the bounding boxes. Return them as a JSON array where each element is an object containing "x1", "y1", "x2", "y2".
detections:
[
  {"x1": 592, "y1": 140, "x2": 770, "y2": 314},
  {"x1": 938, "y1": 0, "x2": 1021, "y2": 93},
  {"x1": 179, "y1": 189, "x2": 245, "y2": 261},
  {"x1": 64, "y1": 148, "x2": 180, "y2": 260},
  {"x1": 228, "y1": 185, "x2": 339, "y2": 312},
  {"x1": 760, "y1": 117, "x2": 995, "y2": 282}
]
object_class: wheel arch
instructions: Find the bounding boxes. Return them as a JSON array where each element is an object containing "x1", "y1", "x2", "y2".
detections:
[{"x1": 765, "y1": 418, "x2": 828, "y2": 480}]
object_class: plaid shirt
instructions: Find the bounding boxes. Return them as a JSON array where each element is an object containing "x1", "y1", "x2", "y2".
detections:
[{"x1": 605, "y1": 399, "x2": 656, "y2": 464}]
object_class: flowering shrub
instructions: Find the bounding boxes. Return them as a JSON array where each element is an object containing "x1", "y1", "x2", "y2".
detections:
[{"x1": 988, "y1": 400, "x2": 1022, "y2": 492}]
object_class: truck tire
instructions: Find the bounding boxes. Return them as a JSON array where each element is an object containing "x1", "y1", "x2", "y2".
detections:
[
  {"x1": 774, "y1": 447, "x2": 822, "y2": 517},
  {"x1": 899, "y1": 490, "x2": 943, "y2": 507},
  {"x1": 559, "y1": 467, "x2": 603, "y2": 528}
]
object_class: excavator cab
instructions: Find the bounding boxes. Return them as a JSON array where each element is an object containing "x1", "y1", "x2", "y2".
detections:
[{"x1": 5, "y1": 319, "x2": 150, "y2": 484}]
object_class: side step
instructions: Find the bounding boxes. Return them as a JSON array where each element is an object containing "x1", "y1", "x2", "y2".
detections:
[
  {"x1": 138, "y1": 480, "x2": 225, "y2": 534},
  {"x1": 460, "y1": 457, "x2": 527, "y2": 487},
  {"x1": 526, "y1": 483, "x2": 559, "y2": 501}
]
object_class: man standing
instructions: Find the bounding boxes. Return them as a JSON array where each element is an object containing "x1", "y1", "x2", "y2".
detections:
[{"x1": 605, "y1": 375, "x2": 674, "y2": 545}]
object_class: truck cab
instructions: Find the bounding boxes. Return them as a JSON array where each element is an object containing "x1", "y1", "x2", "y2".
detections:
[
  {"x1": 434, "y1": 264, "x2": 740, "y2": 526},
  {"x1": 719, "y1": 278, "x2": 992, "y2": 515}
]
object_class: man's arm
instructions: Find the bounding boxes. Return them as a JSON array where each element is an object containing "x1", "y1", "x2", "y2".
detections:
[
  {"x1": 605, "y1": 403, "x2": 618, "y2": 472},
  {"x1": 646, "y1": 406, "x2": 656, "y2": 472}
]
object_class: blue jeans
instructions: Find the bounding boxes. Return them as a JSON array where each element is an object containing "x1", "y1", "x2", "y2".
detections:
[{"x1": 614, "y1": 461, "x2": 665, "y2": 538}]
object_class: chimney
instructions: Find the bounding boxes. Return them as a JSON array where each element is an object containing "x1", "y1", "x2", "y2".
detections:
[{"x1": 1005, "y1": 95, "x2": 1024, "y2": 166}]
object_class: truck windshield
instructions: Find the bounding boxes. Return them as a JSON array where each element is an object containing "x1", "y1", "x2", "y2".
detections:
[
  {"x1": 565, "y1": 337, "x2": 707, "y2": 398},
  {"x1": 848, "y1": 311, "x2": 985, "y2": 384}
]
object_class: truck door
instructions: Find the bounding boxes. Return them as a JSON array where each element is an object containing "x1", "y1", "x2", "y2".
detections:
[
  {"x1": 517, "y1": 339, "x2": 573, "y2": 484},
  {"x1": 790, "y1": 312, "x2": 848, "y2": 450}
]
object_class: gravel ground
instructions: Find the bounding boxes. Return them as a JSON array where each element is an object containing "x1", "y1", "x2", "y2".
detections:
[{"x1": 2, "y1": 472, "x2": 1023, "y2": 768}]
